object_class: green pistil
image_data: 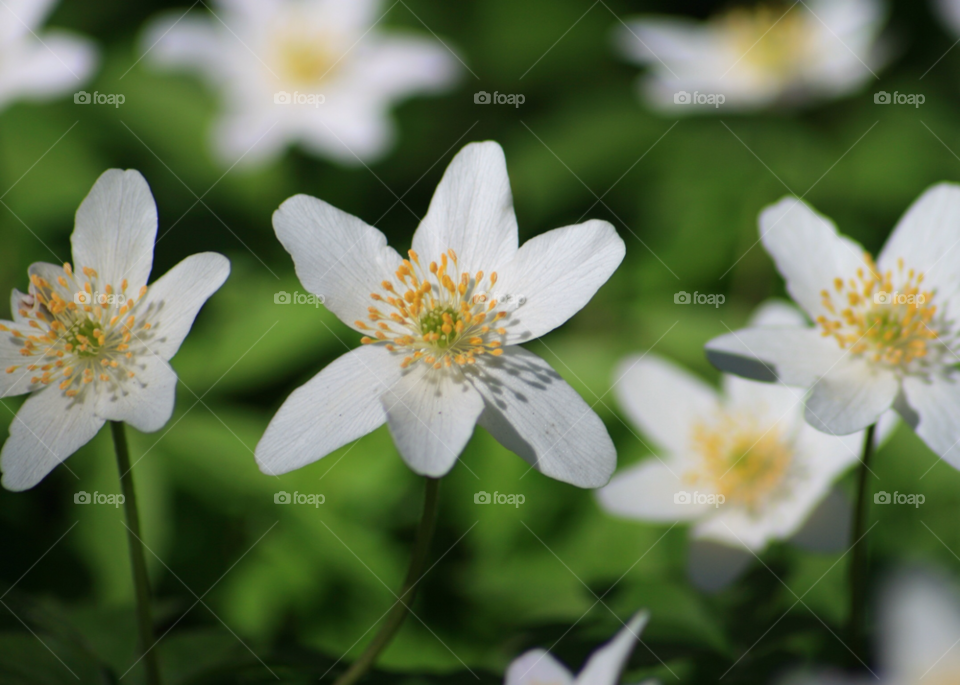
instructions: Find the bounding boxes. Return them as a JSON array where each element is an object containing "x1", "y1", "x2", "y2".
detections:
[
  {"x1": 420, "y1": 307, "x2": 459, "y2": 349},
  {"x1": 68, "y1": 318, "x2": 102, "y2": 357}
]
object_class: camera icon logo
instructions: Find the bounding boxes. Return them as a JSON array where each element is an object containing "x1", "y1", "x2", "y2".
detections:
[
  {"x1": 74, "y1": 91, "x2": 91, "y2": 104},
  {"x1": 274, "y1": 291, "x2": 292, "y2": 304},
  {"x1": 474, "y1": 91, "x2": 491, "y2": 104},
  {"x1": 274, "y1": 491, "x2": 292, "y2": 504},
  {"x1": 274, "y1": 91, "x2": 292, "y2": 105},
  {"x1": 74, "y1": 491, "x2": 92, "y2": 504},
  {"x1": 674, "y1": 91, "x2": 692, "y2": 104},
  {"x1": 874, "y1": 291, "x2": 893, "y2": 305},
  {"x1": 875, "y1": 491, "x2": 891, "y2": 504},
  {"x1": 674, "y1": 291, "x2": 691, "y2": 304},
  {"x1": 874, "y1": 91, "x2": 892, "y2": 104},
  {"x1": 674, "y1": 491, "x2": 692, "y2": 504},
  {"x1": 474, "y1": 491, "x2": 492, "y2": 504}
]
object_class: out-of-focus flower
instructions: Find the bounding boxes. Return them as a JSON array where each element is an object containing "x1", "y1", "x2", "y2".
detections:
[
  {"x1": 505, "y1": 611, "x2": 649, "y2": 685},
  {"x1": 0, "y1": 170, "x2": 230, "y2": 491},
  {"x1": 256, "y1": 141, "x2": 624, "y2": 487},
  {"x1": 706, "y1": 185, "x2": 960, "y2": 469},
  {"x1": 934, "y1": 0, "x2": 960, "y2": 38},
  {"x1": 616, "y1": 0, "x2": 887, "y2": 113},
  {"x1": 140, "y1": 0, "x2": 461, "y2": 167},
  {"x1": 0, "y1": 0, "x2": 98, "y2": 112},
  {"x1": 599, "y1": 302, "x2": 877, "y2": 561}
]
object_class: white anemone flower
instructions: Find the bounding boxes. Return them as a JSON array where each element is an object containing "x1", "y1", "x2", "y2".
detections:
[
  {"x1": 617, "y1": 0, "x2": 886, "y2": 113},
  {"x1": 706, "y1": 186, "x2": 960, "y2": 470},
  {"x1": 141, "y1": 0, "x2": 460, "y2": 167},
  {"x1": 0, "y1": 169, "x2": 230, "y2": 491},
  {"x1": 599, "y1": 302, "x2": 875, "y2": 561},
  {"x1": 505, "y1": 611, "x2": 650, "y2": 685},
  {"x1": 0, "y1": 0, "x2": 98, "y2": 111},
  {"x1": 256, "y1": 142, "x2": 624, "y2": 487}
]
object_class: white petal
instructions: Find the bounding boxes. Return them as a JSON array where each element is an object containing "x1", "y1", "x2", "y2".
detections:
[
  {"x1": 256, "y1": 345, "x2": 401, "y2": 476},
  {"x1": 506, "y1": 650, "x2": 574, "y2": 685},
  {"x1": 1, "y1": 388, "x2": 104, "y2": 491},
  {"x1": 137, "y1": 253, "x2": 230, "y2": 361},
  {"x1": 94, "y1": 354, "x2": 177, "y2": 433},
  {"x1": 411, "y1": 142, "x2": 519, "y2": 274},
  {"x1": 575, "y1": 611, "x2": 649, "y2": 685},
  {"x1": 882, "y1": 573, "x2": 960, "y2": 680},
  {"x1": 597, "y1": 459, "x2": 707, "y2": 522},
  {"x1": 295, "y1": 102, "x2": 394, "y2": 165},
  {"x1": 686, "y1": 539, "x2": 753, "y2": 593},
  {"x1": 877, "y1": 183, "x2": 960, "y2": 301},
  {"x1": 140, "y1": 12, "x2": 225, "y2": 78},
  {"x1": 0, "y1": 321, "x2": 42, "y2": 397},
  {"x1": 272, "y1": 194, "x2": 402, "y2": 332},
  {"x1": 746, "y1": 299, "x2": 808, "y2": 328},
  {"x1": 759, "y1": 196, "x2": 870, "y2": 321},
  {"x1": 705, "y1": 327, "x2": 845, "y2": 387},
  {"x1": 494, "y1": 220, "x2": 625, "y2": 344},
  {"x1": 349, "y1": 36, "x2": 460, "y2": 101},
  {"x1": 614, "y1": 354, "x2": 719, "y2": 456},
  {"x1": 71, "y1": 170, "x2": 158, "y2": 293},
  {"x1": 0, "y1": 32, "x2": 97, "y2": 106},
  {"x1": 616, "y1": 18, "x2": 714, "y2": 67},
  {"x1": 381, "y1": 363, "x2": 484, "y2": 478},
  {"x1": 721, "y1": 374, "x2": 805, "y2": 428},
  {"x1": 901, "y1": 374, "x2": 960, "y2": 468},
  {"x1": 805, "y1": 358, "x2": 898, "y2": 434},
  {"x1": 0, "y1": 0, "x2": 56, "y2": 42},
  {"x1": 471, "y1": 346, "x2": 615, "y2": 488}
]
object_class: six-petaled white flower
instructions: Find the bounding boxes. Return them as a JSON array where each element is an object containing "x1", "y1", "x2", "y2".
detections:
[
  {"x1": 0, "y1": 0, "x2": 98, "y2": 112},
  {"x1": 706, "y1": 185, "x2": 960, "y2": 469},
  {"x1": 255, "y1": 141, "x2": 624, "y2": 487},
  {"x1": 617, "y1": 0, "x2": 886, "y2": 113},
  {"x1": 505, "y1": 611, "x2": 650, "y2": 685},
  {"x1": 141, "y1": 0, "x2": 460, "y2": 167},
  {"x1": 0, "y1": 169, "x2": 230, "y2": 491}
]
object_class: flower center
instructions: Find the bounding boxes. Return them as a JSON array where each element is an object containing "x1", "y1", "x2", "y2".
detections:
[
  {"x1": 689, "y1": 415, "x2": 794, "y2": 512},
  {"x1": 273, "y1": 30, "x2": 339, "y2": 85},
  {"x1": 358, "y1": 248, "x2": 510, "y2": 369},
  {"x1": 2, "y1": 264, "x2": 154, "y2": 398},
  {"x1": 817, "y1": 254, "x2": 941, "y2": 368},
  {"x1": 719, "y1": 4, "x2": 810, "y2": 78}
]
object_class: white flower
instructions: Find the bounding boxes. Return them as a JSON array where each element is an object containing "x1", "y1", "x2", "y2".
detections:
[
  {"x1": 0, "y1": 169, "x2": 230, "y2": 491},
  {"x1": 599, "y1": 301, "x2": 875, "y2": 556},
  {"x1": 0, "y1": 0, "x2": 98, "y2": 111},
  {"x1": 505, "y1": 611, "x2": 650, "y2": 685},
  {"x1": 256, "y1": 142, "x2": 624, "y2": 487},
  {"x1": 706, "y1": 186, "x2": 960, "y2": 469},
  {"x1": 141, "y1": 0, "x2": 460, "y2": 167},
  {"x1": 617, "y1": 0, "x2": 886, "y2": 113}
]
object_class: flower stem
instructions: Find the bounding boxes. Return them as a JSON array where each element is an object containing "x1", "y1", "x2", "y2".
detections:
[
  {"x1": 111, "y1": 421, "x2": 161, "y2": 685},
  {"x1": 849, "y1": 422, "x2": 876, "y2": 663},
  {"x1": 333, "y1": 477, "x2": 441, "y2": 685}
]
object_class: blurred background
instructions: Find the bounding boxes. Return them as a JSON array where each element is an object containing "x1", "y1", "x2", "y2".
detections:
[{"x1": 2, "y1": 0, "x2": 960, "y2": 683}]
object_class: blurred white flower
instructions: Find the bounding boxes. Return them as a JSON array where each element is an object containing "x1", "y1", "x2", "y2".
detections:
[
  {"x1": 141, "y1": 0, "x2": 461, "y2": 167},
  {"x1": 0, "y1": 170, "x2": 230, "y2": 491},
  {"x1": 599, "y1": 302, "x2": 880, "y2": 563},
  {"x1": 505, "y1": 611, "x2": 650, "y2": 685},
  {"x1": 934, "y1": 0, "x2": 960, "y2": 37},
  {"x1": 0, "y1": 0, "x2": 98, "y2": 111},
  {"x1": 617, "y1": 0, "x2": 887, "y2": 113},
  {"x1": 707, "y1": 185, "x2": 960, "y2": 470},
  {"x1": 256, "y1": 141, "x2": 624, "y2": 487}
]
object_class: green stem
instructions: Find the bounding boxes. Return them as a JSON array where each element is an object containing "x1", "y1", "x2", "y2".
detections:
[
  {"x1": 333, "y1": 477, "x2": 441, "y2": 685},
  {"x1": 111, "y1": 421, "x2": 161, "y2": 685},
  {"x1": 849, "y1": 422, "x2": 877, "y2": 663}
]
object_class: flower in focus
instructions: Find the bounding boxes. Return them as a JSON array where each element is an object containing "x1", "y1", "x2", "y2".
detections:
[
  {"x1": 598, "y1": 302, "x2": 879, "y2": 586},
  {"x1": 0, "y1": 169, "x2": 230, "y2": 491},
  {"x1": 140, "y1": 0, "x2": 460, "y2": 167},
  {"x1": 616, "y1": 0, "x2": 886, "y2": 113},
  {"x1": 256, "y1": 141, "x2": 624, "y2": 487},
  {"x1": 505, "y1": 611, "x2": 649, "y2": 685},
  {"x1": 0, "y1": 0, "x2": 98, "y2": 112},
  {"x1": 706, "y1": 185, "x2": 960, "y2": 469}
]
